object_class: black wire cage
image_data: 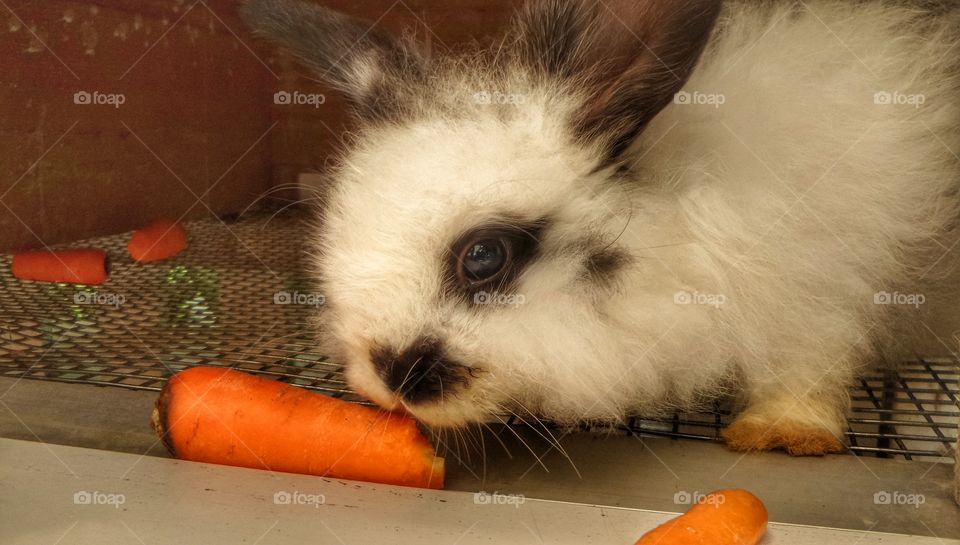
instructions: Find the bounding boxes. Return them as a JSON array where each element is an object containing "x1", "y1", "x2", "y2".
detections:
[{"x1": 1, "y1": 210, "x2": 957, "y2": 461}]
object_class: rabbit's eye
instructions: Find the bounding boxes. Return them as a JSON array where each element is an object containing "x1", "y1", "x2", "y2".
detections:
[
  {"x1": 448, "y1": 219, "x2": 546, "y2": 295},
  {"x1": 461, "y1": 238, "x2": 508, "y2": 282}
]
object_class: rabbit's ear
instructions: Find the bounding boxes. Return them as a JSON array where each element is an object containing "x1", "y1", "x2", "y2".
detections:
[
  {"x1": 241, "y1": 0, "x2": 425, "y2": 120},
  {"x1": 513, "y1": 0, "x2": 722, "y2": 165}
]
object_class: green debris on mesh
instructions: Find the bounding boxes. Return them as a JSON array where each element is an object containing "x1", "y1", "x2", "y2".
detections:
[{"x1": 164, "y1": 266, "x2": 220, "y2": 325}]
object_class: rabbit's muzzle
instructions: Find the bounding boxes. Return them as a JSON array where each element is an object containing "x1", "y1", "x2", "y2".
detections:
[{"x1": 369, "y1": 336, "x2": 475, "y2": 405}]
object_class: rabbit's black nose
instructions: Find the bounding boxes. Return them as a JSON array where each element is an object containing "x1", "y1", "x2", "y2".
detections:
[{"x1": 370, "y1": 337, "x2": 466, "y2": 404}]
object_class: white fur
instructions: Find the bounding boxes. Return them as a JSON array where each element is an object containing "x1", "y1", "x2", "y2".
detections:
[{"x1": 312, "y1": 1, "x2": 960, "y2": 436}]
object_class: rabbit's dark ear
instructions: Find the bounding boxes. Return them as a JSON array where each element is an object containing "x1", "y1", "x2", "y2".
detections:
[
  {"x1": 241, "y1": 0, "x2": 425, "y2": 120},
  {"x1": 513, "y1": 0, "x2": 723, "y2": 165}
]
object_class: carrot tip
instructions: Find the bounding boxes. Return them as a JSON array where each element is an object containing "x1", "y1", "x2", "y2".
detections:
[
  {"x1": 151, "y1": 384, "x2": 177, "y2": 458},
  {"x1": 430, "y1": 457, "x2": 446, "y2": 489},
  {"x1": 128, "y1": 218, "x2": 188, "y2": 262}
]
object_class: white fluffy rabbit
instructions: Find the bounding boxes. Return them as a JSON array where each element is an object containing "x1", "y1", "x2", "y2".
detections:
[{"x1": 243, "y1": 0, "x2": 960, "y2": 455}]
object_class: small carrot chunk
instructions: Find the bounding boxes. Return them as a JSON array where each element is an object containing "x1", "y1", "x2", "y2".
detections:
[
  {"x1": 12, "y1": 248, "x2": 109, "y2": 285},
  {"x1": 128, "y1": 218, "x2": 187, "y2": 262},
  {"x1": 152, "y1": 366, "x2": 445, "y2": 489},
  {"x1": 635, "y1": 489, "x2": 768, "y2": 545}
]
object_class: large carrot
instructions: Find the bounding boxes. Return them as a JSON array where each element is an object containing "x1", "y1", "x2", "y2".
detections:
[
  {"x1": 635, "y1": 489, "x2": 768, "y2": 545},
  {"x1": 12, "y1": 248, "x2": 109, "y2": 284},
  {"x1": 152, "y1": 366, "x2": 444, "y2": 489},
  {"x1": 128, "y1": 218, "x2": 188, "y2": 262}
]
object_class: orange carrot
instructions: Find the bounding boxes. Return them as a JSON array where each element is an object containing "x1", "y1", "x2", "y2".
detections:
[
  {"x1": 152, "y1": 366, "x2": 444, "y2": 489},
  {"x1": 128, "y1": 218, "x2": 187, "y2": 262},
  {"x1": 635, "y1": 489, "x2": 768, "y2": 545},
  {"x1": 12, "y1": 248, "x2": 109, "y2": 285}
]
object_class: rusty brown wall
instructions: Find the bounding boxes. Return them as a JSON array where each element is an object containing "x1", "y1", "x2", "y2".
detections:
[
  {"x1": 0, "y1": 0, "x2": 277, "y2": 251},
  {"x1": 0, "y1": 0, "x2": 514, "y2": 251}
]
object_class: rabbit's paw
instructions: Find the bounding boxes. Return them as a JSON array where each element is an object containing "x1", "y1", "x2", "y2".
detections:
[{"x1": 722, "y1": 417, "x2": 846, "y2": 456}]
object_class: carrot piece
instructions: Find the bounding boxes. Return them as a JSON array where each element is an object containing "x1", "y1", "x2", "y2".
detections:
[
  {"x1": 11, "y1": 248, "x2": 109, "y2": 285},
  {"x1": 634, "y1": 489, "x2": 768, "y2": 545},
  {"x1": 127, "y1": 218, "x2": 187, "y2": 262},
  {"x1": 152, "y1": 366, "x2": 445, "y2": 489}
]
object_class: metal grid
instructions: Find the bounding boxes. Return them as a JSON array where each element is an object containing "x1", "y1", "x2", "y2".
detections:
[
  {"x1": 0, "y1": 209, "x2": 362, "y2": 404},
  {"x1": 620, "y1": 360, "x2": 959, "y2": 460},
  {"x1": 1, "y1": 211, "x2": 957, "y2": 460}
]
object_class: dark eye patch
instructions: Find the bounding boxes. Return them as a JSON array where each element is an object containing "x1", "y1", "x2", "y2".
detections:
[
  {"x1": 582, "y1": 246, "x2": 632, "y2": 286},
  {"x1": 446, "y1": 218, "x2": 547, "y2": 298}
]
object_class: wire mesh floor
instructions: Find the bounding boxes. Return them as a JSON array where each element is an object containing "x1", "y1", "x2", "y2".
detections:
[{"x1": 1, "y1": 210, "x2": 957, "y2": 461}]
